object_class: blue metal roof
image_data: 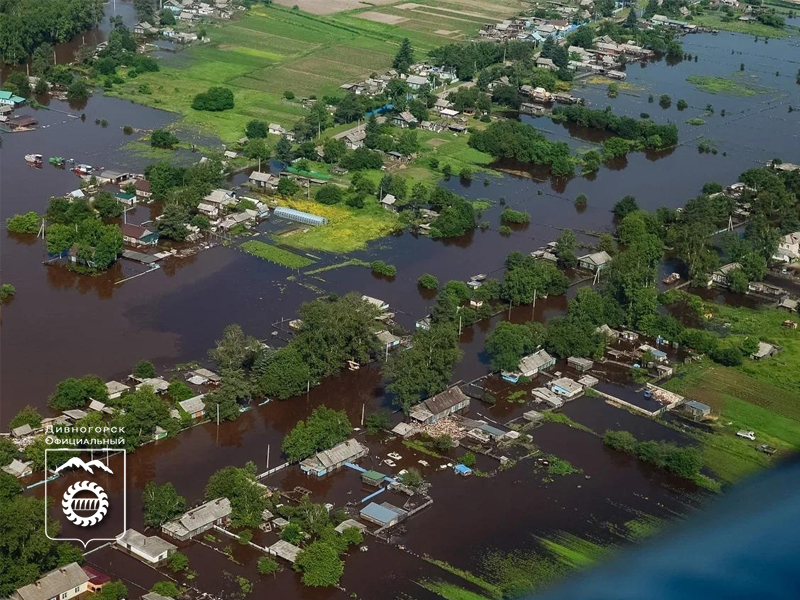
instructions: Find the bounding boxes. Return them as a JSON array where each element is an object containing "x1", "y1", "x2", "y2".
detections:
[
  {"x1": 360, "y1": 502, "x2": 398, "y2": 525},
  {"x1": 454, "y1": 464, "x2": 473, "y2": 475}
]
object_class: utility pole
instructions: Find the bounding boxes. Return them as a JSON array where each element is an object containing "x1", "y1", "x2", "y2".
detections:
[
  {"x1": 266, "y1": 444, "x2": 270, "y2": 470},
  {"x1": 532, "y1": 288, "x2": 537, "y2": 318},
  {"x1": 361, "y1": 403, "x2": 365, "y2": 427},
  {"x1": 216, "y1": 403, "x2": 219, "y2": 426}
]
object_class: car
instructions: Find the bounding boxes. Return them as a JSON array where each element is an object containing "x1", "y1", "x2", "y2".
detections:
[
  {"x1": 757, "y1": 444, "x2": 777, "y2": 455},
  {"x1": 736, "y1": 430, "x2": 756, "y2": 441}
]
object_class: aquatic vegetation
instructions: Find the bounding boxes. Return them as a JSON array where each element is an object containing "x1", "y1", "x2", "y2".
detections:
[
  {"x1": 239, "y1": 240, "x2": 314, "y2": 269},
  {"x1": 686, "y1": 74, "x2": 769, "y2": 97}
]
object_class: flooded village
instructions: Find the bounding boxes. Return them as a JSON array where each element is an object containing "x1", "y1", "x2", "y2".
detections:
[{"x1": 2, "y1": 0, "x2": 800, "y2": 599}]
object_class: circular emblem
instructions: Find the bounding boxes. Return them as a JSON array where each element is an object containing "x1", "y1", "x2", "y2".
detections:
[{"x1": 62, "y1": 481, "x2": 109, "y2": 527}]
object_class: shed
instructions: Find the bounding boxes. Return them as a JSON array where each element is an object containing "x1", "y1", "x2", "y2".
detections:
[
  {"x1": 177, "y1": 394, "x2": 206, "y2": 419},
  {"x1": 549, "y1": 377, "x2": 583, "y2": 399},
  {"x1": 335, "y1": 519, "x2": 368, "y2": 534},
  {"x1": 578, "y1": 374, "x2": 599, "y2": 388},
  {"x1": 116, "y1": 529, "x2": 177, "y2": 564},
  {"x1": 361, "y1": 470, "x2": 386, "y2": 486},
  {"x1": 523, "y1": 409, "x2": 544, "y2": 423},
  {"x1": 105, "y1": 380, "x2": 129, "y2": 399},
  {"x1": 63, "y1": 409, "x2": 88, "y2": 421},
  {"x1": 360, "y1": 502, "x2": 408, "y2": 527},
  {"x1": 11, "y1": 423, "x2": 34, "y2": 438},
  {"x1": 269, "y1": 540, "x2": 302, "y2": 563},
  {"x1": 377, "y1": 330, "x2": 401, "y2": 348},
  {"x1": 503, "y1": 349, "x2": 556, "y2": 382},
  {"x1": 82, "y1": 565, "x2": 110, "y2": 593},
  {"x1": 751, "y1": 341, "x2": 778, "y2": 360},
  {"x1": 567, "y1": 356, "x2": 594, "y2": 372},
  {"x1": 380, "y1": 194, "x2": 397, "y2": 211},
  {"x1": 273, "y1": 206, "x2": 328, "y2": 226},
  {"x1": 391, "y1": 422, "x2": 417, "y2": 438},
  {"x1": 682, "y1": 400, "x2": 711, "y2": 420},
  {"x1": 136, "y1": 378, "x2": 169, "y2": 394},
  {"x1": 2, "y1": 459, "x2": 33, "y2": 478}
]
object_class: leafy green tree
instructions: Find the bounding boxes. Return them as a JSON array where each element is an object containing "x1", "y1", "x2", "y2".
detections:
[
  {"x1": 393, "y1": 38, "x2": 414, "y2": 73},
  {"x1": 205, "y1": 462, "x2": 267, "y2": 527},
  {"x1": 254, "y1": 346, "x2": 310, "y2": 399},
  {"x1": 613, "y1": 195, "x2": 639, "y2": 219},
  {"x1": 0, "y1": 438, "x2": 18, "y2": 467},
  {"x1": 7, "y1": 212, "x2": 41, "y2": 234},
  {"x1": 364, "y1": 411, "x2": 391, "y2": 435},
  {"x1": 143, "y1": 481, "x2": 186, "y2": 527},
  {"x1": 315, "y1": 186, "x2": 343, "y2": 205},
  {"x1": 112, "y1": 387, "x2": 173, "y2": 450},
  {"x1": 151, "y1": 129, "x2": 179, "y2": 149},
  {"x1": 67, "y1": 78, "x2": 90, "y2": 103},
  {"x1": 322, "y1": 137, "x2": 346, "y2": 164},
  {"x1": 169, "y1": 552, "x2": 189, "y2": 573},
  {"x1": 545, "y1": 316, "x2": 606, "y2": 359},
  {"x1": 92, "y1": 191, "x2": 123, "y2": 218},
  {"x1": 48, "y1": 376, "x2": 107, "y2": 410},
  {"x1": 485, "y1": 321, "x2": 545, "y2": 372},
  {"x1": 208, "y1": 324, "x2": 259, "y2": 371},
  {"x1": 4, "y1": 71, "x2": 30, "y2": 98},
  {"x1": 294, "y1": 542, "x2": 344, "y2": 587},
  {"x1": 258, "y1": 556, "x2": 281, "y2": 576},
  {"x1": 277, "y1": 177, "x2": 301, "y2": 196},
  {"x1": 282, "y1": 406, "x2": 352, "y2": 462},
  {"x1": 97, "y1": 581, "x2": 128, "y2": 600},
  {"x1": 281, "y1": 522, "x2": 303, "y2": 544},
  {"x1": 167, "y1": 380, "x2": 194, "y2": 402},
  {"x1": 554, "y1": 229, "x2": 577, "y2": 267},
  {"x1": 191, "y1": 86, "x2": 234, "y2": 111},
  {"x1": 603, "y1": 429, "x2": 637, "y2": 453},
  {"x1": 150, "y1": 582, "x2": 179, "y2": 598},
  {"x1": 245, "y1": 119, "x2": 268, "y2": 139},
  {"x1": 156, "y1": 203, "x2": 190, "y2": 241},
  {"x1": 133, "y1": 360, "x2": 156, "y2": 379},
  {"x1": 501, "y1": 252, "x2": 569, "y2": 305},
  {"x1": 417, "y1": 273, "x2": 439, "y2": 290},
  {"x1": 9, "y1": 406, "x2": 42, "y2": 430},
  {"x1": 275, "y1": 135, "x2": 293, "y2": 162}
]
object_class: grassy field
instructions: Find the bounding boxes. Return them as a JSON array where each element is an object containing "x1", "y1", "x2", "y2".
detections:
[
  {"x1": 662, "y1": 302, "x2": 800, "y2": 484},
  {"x1": 239, "y1": 239, "x2": 315, "y2": 267},
  {"x1": 269, "y1": 196, "x2": 401, "y2": 253},
  {"x1": 686, "y1": 73, "x2": 770, "y2": 97},
  {"x1": 108, "y1": 1, "x2": 517, "y2": 142},
  {"x1": 691, "y1": 12, "x2": 796, "y2": 38}
]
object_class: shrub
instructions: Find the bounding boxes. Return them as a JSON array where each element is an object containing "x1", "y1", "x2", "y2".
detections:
[
  {"x1": 133, "y1": 360, "x2": 156, "y2": 379},
  {"x1": 284, "y1": 90, "x2": 295, "y2": 100},
  {"x1": 371, "y1": 260, "x2": 396, "y2": 277},
  {"x1": 461, "y1": 451, "x2": 476, "y2": 467},
  {"x1": 575, "y1": 194, "x2": 587, "y2": 208},
  {"x1": 417, "y1": 273, "x2": 439, "y2": 289},
  {"x1": 500, "y1": 208, "x2": 530, "y2": 224},
  {"x1": 151, "y1": 129, "x2": 179, "y2": 149},
  {"x1": 1, "y1": 284, "x2": 16, "y2": 302},
  {"x1": 7, "y1": 212, "x2": 40, "y2": 234},
  {"x1": 192, "y1": 86, "x2": 234, "y2": 111}
]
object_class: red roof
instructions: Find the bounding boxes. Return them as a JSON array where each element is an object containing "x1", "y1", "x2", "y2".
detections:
[
  {"x1": 134, "y1": 179, "x2": 151, "y2": 192},
  {"x1": 121, "y1": 223, "x2": 153, "y2": 239},
  {"x1": 82, "y1": 565, "x2": 111, "y2": 585}
]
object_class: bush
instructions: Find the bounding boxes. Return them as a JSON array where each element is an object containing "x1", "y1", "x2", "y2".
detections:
[
  {"x1": 417, "y1": 273, "x2": 439, "y2": 290},
  {"x1": 431, "y1": 434, "x2": 452, "y2": 452},
  {"x1": 7, "y1": 212, "x2": 40, "y2": 234},
  {"x1": 169, "y1": 552, "x2": 189, "y2": 572},
  {"x1": 461, "y1": 451, "x2": 476, "y2": 467},
  {"x1": 500, "y1": 208, "x2": 530, "y2": 224},
  {"x1": 604, "y1": 430, "x2": 702, "y2": 479},
  {"x1": 499, "y1": 225, "x2": 511, "y2": 236},
  {"x1": 151, "y1": 129, "x2": 179, "y2": 148},
  {"x1": 192, "y1": 86, "x2": 234, "y2": 111},
  {"x1": 277, "y1": 177, "x2": 301, "y2": 196},
  {"x1": 315, "y1": 186, "x2": 343, "y2": 205},
  {"x1": 284, "y1": 90, "x2": 295, "y2": 100},
  {"x1": 133, "y1": 360, "x2": 156, "y2": 379},
  {"x1": 0, "y1": 284, "x2": 15, "y2": 302},
  {"x1": 258, "y1": 556, "x2": 281, "y2": 576},
  {"x1": 245, "y1": 119, "x2": 268, "y2": 139},
  {"x1": 603, "y1": 430, "x2": 637, "y2": 453},
  {"x1": 711, "y1": 346, "x2": 743, "y2": 366},
  {"x1": 371, "y1": 260, "x2": 396, "y2": 277},
  {"x1": 364, "y1": 411, "x2": 392, "y2": 435},
  {"x1": 281, "y1": 522, "x2": 303, "y2": 544},
  {"x1": 574, "y1": 194, "x2": 587, "y2": 208},
  {"x1": 150, "y1": 582, "x2": 179, "y2": 598}
]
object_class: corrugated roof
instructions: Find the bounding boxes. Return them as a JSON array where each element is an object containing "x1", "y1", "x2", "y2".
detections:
[
  {"x1": 117, "y1": 529, "x2": 176, "y2": 559},
  {"x1": 360, "y1": 502, "x2": 406, "y2": 525},
  {"x1": 422, "y1": 386, "x2": 469, "y2": 416},
  {"x1": 519, "y1": 349, "x2": 554, "y2": 375},
  {"x1": 16, "y1": 563, "x2": 89, "y2": 600},
  {"x1": 301, "y1": 438, "x2": 365, "y2": 471}
]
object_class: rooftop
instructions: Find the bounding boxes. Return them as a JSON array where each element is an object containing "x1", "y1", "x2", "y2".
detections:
[
  {"x1": 16, "y1": 563, "x2": 89, "y2": 600},
  {"x1": 117, "y1": 529, "x2": 177, "y2": 560}
]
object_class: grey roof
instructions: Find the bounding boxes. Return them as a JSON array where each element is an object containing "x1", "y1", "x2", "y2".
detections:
[
  {"x1": 88, "y1": 399, "x2": 107, "y2": 412},
  {"x1": 117, "y1": 529, "x2": 176, "y2": 560},
  {"x1": 684, "y1": 400, "x2": 710, "y2": 412},
  {"x1": 63, "y1": 409, "x2": 88, "y2": 420},
  {"x1": 249, "y1": 171, "x2": 274, "y2": 182},
  {"x1": 136, "y1": 377, "x2": 169, "y2": 392},
  {"x1": 2, "y1": 459, "x2": 33, "y2": 477},
  {"x1": 568, "y1": 356, "x2": 594, "y2": 368},
  {"x1": 422, "y1": 386, "x2": 469, "y2": 416},
  {"x1": 269, "y1": 540, "x2": 301, "y2": 563},
  {"x1": 301, "y1": 438, "x2": 365, "y2": 471},
  {"x1": 335, "y1": 519, "x2": 368, "y2": 534},
  {"x1": 12, "y1": 423, "x2": 33, "y2": 437},
  {"x1": 142, "y1": 593, "x2": 174, "y2": 600},
  {"x1": 518, "y1": 349, "x2": 554, "y2": 375},
  {"x1": 178, "y1": 394, "x2": 206, "y2": 414},
  {"x1": 377, "y1": 330, "x2": 401, "y2": 345},
  {"x1": 193, "y1": 367, "x2": 221, "y2": 382},
  {"x1": 106, "y1": 380, "x2": 130, "y2": 395},
  {"x1": 163, "y1": 498, "x2": 232, "y2": 537},
  {"x1": 550, "y1": 377, "x2": 583, "y2": 394},
  {"x1": 16, "y1": 562, "x2": 89, "y2": 600},
  {"x1": 578, "y1": 251, "x2": 612, "y2": 267}
]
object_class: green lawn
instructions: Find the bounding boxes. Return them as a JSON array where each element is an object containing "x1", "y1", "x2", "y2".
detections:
[
  {"x1": 691, "y1": 12, "x2": 795, "y2": 38},
  {"x1": 239, "y1": 240, "x2": 315, "y2": 268}
]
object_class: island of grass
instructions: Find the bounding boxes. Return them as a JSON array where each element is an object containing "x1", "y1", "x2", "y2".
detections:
[
  {"x1": 691, "y1": 12, "x2": 793, "y2": 38},
  {"x1": 240, "y1": 240, "x2": 314, "y2": 268},
  {"x1": 686, "y1": 73, "x2": 769, "y2": 97}
]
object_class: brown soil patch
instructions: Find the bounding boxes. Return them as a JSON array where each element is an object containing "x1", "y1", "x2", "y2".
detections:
[
  {"x1": 271, "y1": 0, "x2": 397, "y2": 15},
  {"x1": 395, "y1": 2, "x2": 421, "y2": 9},
  {"x1": 357, "y1": 11, "x2": 409, "y2": 24}
]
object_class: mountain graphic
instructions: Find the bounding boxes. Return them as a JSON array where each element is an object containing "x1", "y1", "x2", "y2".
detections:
[{"x1": 55, "y1": 457, "x2": 114, "y2": 475}]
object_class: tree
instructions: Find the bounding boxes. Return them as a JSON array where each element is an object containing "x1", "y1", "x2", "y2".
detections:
[
  {"x1": 168, "y1": 380, "x2": 195, "y2": 402},
  {"x1": 245, "y1": 119, "x2": 268, "y2": 139},
  {"x1": 278, "y1": 177, "x2": 301, "y2": 196},
  {"x1": 399, "y1": 468, "x2": 425, "y2": 489},
  {"x1": 485, "y1": 321, "x2": 545, "y2": 372},
  {"x1": 613, "y1": 195, "x2": 639, "y2": 220},
  {"x1": 418, "y1": 273, "x2": 439, "y2": 290},
  {"x1": 7, "y1": 212, "x2": 40, "y2": 234},
  {"x1": 4, "y1": 71, "x2": 30, "y2": 98},
  {"x1": 364, "y1": 411, "x2": 391, "y2": 435},
  {"x1": 322, "y1": 137, "x2": 346, "y2": 164},
  {"x1": 156, "y1": 202, "x2": 189, "y2": 241},
  {"x1": 0, "y1": 438, "x2": 18, "y2": 467},
  {"x1": 603, "y1": 429, "x2": 637, "y2": 453},
  {"x1": 275, "y1": 135, "x2": 293, "y2": 162},
  {"x1": 282, "y1": 406, "x2": 352, "y2": 462},
  {"x1": 554, "y1": 229, "x2": 577, "y2": 267},
  {"x1": 151, "y1": 129, "x2": 179, "y2": 149},
  {"x1": 67, "y1": 78, "x2": 90, "y2": 103},
  {"x1": 204, "y1": 369, "x2": 252, "y2": 422},
  {"x1": 0, "y1": 284, "x2": 16, "y2": 303},
  {"x1": 371, "y1": 260, "x2": 396, "y2": 277},
  {"x1": 134, "y1": 360, "x2": 157, "y2": 379},
  {"x1": 48, "y1": 376, "x2": 107, "y2": 410},
  {"x1": 205, "y1": 462, "x2": 267, "y2": 527},
  {"x1": 191, "y1": 87, "x2": 234, "y2": 111},
  {"x1": 9, "y1": 406, "x2": 42, "y2": 430},
  {"x1": 159, "y1": 8, "x2": 176, "y2": 25},
  {"x1": 209, "y1": 324, "x2": 259, "y2": 371},
  {"x1": 393, "y1": 38, "x2": 414, "y2": 73},
  {"x1": 315, "y1": 186, "x2": 344, "y2": 205},
  {"x1": 142, "y1": 481, "x2": 186, "y2": 527},
  {"x1": 150, "y1": 582, "x2": 179, "y2": 598},
  {"x1": 255, "y1": 346, "x2": 310, "y2": 400},
  {"x1": 92, "y1": 191, "x2": 123, "y2": 218},
  {"x1": 294, "y1": 542, "x2": 344, "y2": 587},
  {"x1": 461, "y1": 451, "x2": 476, "y2": 467},
  {"x1": 169, "y1": 552, "x2": 189, "y2": 573},
  {"x1": 258, "y1": 556, "x2": 281, "y2": 576},
  {"x1": 624, "y1": 8, "x2": 638, "y2": 29}
]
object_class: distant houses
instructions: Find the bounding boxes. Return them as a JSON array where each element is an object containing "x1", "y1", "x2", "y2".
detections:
[
  {"x1": 299, "y1": 438, "x2": 367, "y2": 477},
  {"x1": 162, "y1": 498, "x2": 232, "y2": 541}
]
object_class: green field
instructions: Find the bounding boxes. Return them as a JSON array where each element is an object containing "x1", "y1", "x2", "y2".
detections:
[
  {"x1": 691, "y1": 12, "x2": 795, "y2": 38},
  {"x1": 686, "y1": 73, "x2": 771, "y2": 97},
  {"x1": 108, "y1": 2, "x2": 518, "y2": 142},
  {"x1": 239, "y1": 239, "x2": 315, "y2": 267}
]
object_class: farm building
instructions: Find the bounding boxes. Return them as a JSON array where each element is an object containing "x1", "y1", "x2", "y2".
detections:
[
  {"x1": 96, "y1": 170, "x2": 129, "y2": 185},
  {"x1": 549, "y1": 377, "x2": 583, "y2": 399},
  {"x1": 682, "y1": 400, "x2": 711, "y2": 420},
  {"x1": 503, "y1": 349, "x2": 555, "y2": 382},
  {"x1": 300, "y1": 438, "x2": 367, "y2": 477},
  {"x1": 360, "y1": 502, "x2": 408, "y2": 527},
  {"x1": 409, "y1": 385, "x2": 470, "y2": 424},
  {"x1": 162, "y1": 498, "x2": 232, "y2": 541},
  {"x1": 11, "y1": 563, "x2": 89, "y2": 600},
  {"x1": 567, "y1": 357, "x2": 593, "y2": 372},
  {"x1": 577, "y1": 251, "x2": 612, "y2": 272},
  {"x1": 273, "y1": 206, "x2": 328, "y2": 226},
  {"x1": 116, "y1": 529, "x2": 177, "y2": 565}
]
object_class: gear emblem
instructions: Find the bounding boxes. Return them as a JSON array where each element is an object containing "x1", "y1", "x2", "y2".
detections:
[{"x1": 62, "y1": 481, "x2": 109, "y2": 527}]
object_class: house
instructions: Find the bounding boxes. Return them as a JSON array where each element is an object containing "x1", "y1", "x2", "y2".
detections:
[
  {"x1": 174, "y1": 394, "x2": 206, "y2": 419},
  {"x1": 682, "y1": 400, "x2": 711, "y2": 420},
  {"x1": 409, "y1": 385, "x2": 470, "y2": 424},
  {"x1": 197, "y1": 202, "x2": 220, "y2": 219},
  {"x1": 116, "y1": 529, "x2": 177, "y2": 565},
  {"x1": 11, "y1": 563, "x2": 89, "y2": 600},
  {"x1": 335, "y1": 519, "x2": 368, "y2": 534},
  {"x1": 751, "y1": 341, "x2": 778, "y2": 360},
  {"x1": 248, "y1": 171, "x2": 277, "y2": 189},
  {"x1": 88, "y1": 399, "x2": 113, "y2": 414},
  {"x1": 377, "y1": 330, "x2": 401, "y2": 349},
  {"x1": 0, "y1": 90, "x2": 26, "y2": 106},
  {"x1": 122, "y1": 223, "x2": 159, "y2": 247},
  {"x1": 300, "y1": 438, "x2": 367, "y2": 477},
  {"x1": 133, "y1": 179, "x2": 152, "y2": 199},
  {"x1": 391, "y1": 422, "x2": 417, "y2": 438},
  {"x1": 269, "y1": 540, "x2": 302, "y2": 563},
  {"x1": 405, "y1": 75, "x2": 429, "y2": 90},
  {"x1": 639, "y1": 344, "x2": 667, "y2": 363},
  {"x1": 531, "y1": 387, "x2": 564, "y2": 408},
  {"x1": 136, "y1": 377, "x2": 169, "y2": 394},
  {"x1": 772, "y1": 231, "x2": 800, "y2": 263},
  {"x1": 577, "y1": 251, "x2": 612, "y2": 272},
  {"x1": 203, "y1": 188, "x2": 237, "y2": 208},
  {"x1": 96, "y1": 170, "x2": 129, "y2": 185},
  {"x1": 11, "y1": 423, "x2": 34, "y2": 438},
  {"x1": 548, "y1": 377, "x2": 583, "y2": 399},
  {"x1": 380, "y1": 194, "x2": 397, "y2": 211},
  {"x1": 2, "y1": 459, "x2": 33, "y2": 478},
  {"x1": 778, "y1": 298, "x2": 798, "y2": 313},
  {"x1": 393, "y1": 111, "x2": 418, "y2": 128},
  {"x1": 362, "y1": 295, "x2": 389, "y2": 312},
  {"x1": 360, "y1": 502, "x2": 408, "y2": 527},
  {"x1": 162, "y1": 498, "x2": 232, "y2": 541},
  {"x1": 503, "y1": 349, "x2": 555, "y2": 382},
  {"x1": 536, "y1": 57, "x2": 556, "y2": 70},
  {"x1": 189, "y1": 367, "x2": 221, "y2": 385},
  {"x1": 268, "y1": 123, "x2": 294, "y2": 140},
  {"x1": 105, "y1": 380, "x2": 130, "y2": 399},
  {"x1": 82, "y1": 566, "x2": 110, "y2": 593},
  {"x1": 63, "y1": 409, "x2": 88, "y2": 421},
  {"x1": 567, "y1": 357, "x2": 594, "y2": 372},
  {"x1": 361, "y1": 469, "x2": 387, "y2": 487},
  {"x1": 710, "y1": 262, "x2": 741, "y2": 287},
  {"x1": 439, "y1": 108, "x2": 460, "y2": 119}
]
